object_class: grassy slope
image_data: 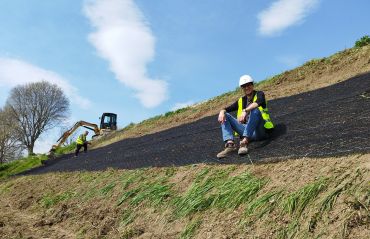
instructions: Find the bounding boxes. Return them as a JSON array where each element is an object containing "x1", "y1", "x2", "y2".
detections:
[
  {"x1": 0, "y1": 143, "x2": 76, "y2": 180},
  {"x1": 0, "y1": 45, "x2": 370, "y2": 238},
  {"x1": 0, "y1": 155, "x2": 368, "y2": 238},
  {"x1": 0, "y1": 155, "x2": 48, "y2": 180}
]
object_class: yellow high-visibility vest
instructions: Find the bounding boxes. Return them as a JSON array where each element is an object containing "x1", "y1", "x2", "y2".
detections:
[
  {"x1": 235, "y1": 93, "x2": 274, "y2": 135},
  {"x1": 76, "y1": 134, "x2": 86, "y2": 145},
  {"x1": 252, "y1": 94, "x2": 274, "y2": 129}
]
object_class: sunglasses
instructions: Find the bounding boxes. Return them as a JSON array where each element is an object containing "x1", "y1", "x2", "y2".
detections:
[{"x1": 241, "y1": 83, "x2": 253, "y2": 88}]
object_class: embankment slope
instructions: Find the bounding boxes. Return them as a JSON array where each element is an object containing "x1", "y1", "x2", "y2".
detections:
[{"x1": 1, "y1": 46, "x2": 370, "y2": 238}]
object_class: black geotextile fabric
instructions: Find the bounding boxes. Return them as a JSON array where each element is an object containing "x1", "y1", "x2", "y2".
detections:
[{"x1": 23, "y1": 73, "x2": 370, "y2": 174}]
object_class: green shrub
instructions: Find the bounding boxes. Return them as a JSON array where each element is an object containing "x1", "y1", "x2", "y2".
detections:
[
  {"x1": 164, "y1": 107, "x2": 190, "y2": 118},
  {"x1": 354, "y1": 35, "x2": 370, "y2": 48},
  {"x1": 123, "y1": 122, "x2": 136, "y2": 131}
]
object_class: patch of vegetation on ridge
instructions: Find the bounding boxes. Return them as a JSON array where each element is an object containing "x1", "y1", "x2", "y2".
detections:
[
  {"x1": 54, "y1": 142, "x2": 76, "y2": 156},
  {"x1": 0, "y1": 154, "x2": 48, "y2": 180},
  {"x1": 355, "y1": 35, "x2": 370, "y2": 48}
]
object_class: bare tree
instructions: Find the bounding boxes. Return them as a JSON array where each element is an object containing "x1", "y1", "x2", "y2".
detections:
[
  {"x1": 0, "y1": 107, "x2": 22, "y2": 163},
  {"x1": 5, "y1": 81, "x2": 70, "y2": 155}
]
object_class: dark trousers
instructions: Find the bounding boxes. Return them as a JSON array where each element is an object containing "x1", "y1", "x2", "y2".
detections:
[{"x1": 75, "y1": 143, "x2": 88, "y2": 156}]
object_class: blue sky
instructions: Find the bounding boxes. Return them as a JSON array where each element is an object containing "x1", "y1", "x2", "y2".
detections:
[{"x1": 0, "y1": 0, "x2": 369, "y2": 153}]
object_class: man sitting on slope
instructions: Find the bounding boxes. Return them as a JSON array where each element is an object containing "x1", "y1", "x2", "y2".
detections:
[{"x1": 217, "y1": 74, "x2": 274, "y2": 158}]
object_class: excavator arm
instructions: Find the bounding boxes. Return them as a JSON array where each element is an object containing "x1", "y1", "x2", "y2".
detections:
[{"x1": 50, "y1": 121, "x2": 101, "y2": 152}]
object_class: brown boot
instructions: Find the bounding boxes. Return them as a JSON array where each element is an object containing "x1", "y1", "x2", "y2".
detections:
[
  {"x1": 217, "y1": 141, "x2": 237, "y2": 158},
  {"x1": 238, "y1": 138, "x2": 249, "y2": 156}
]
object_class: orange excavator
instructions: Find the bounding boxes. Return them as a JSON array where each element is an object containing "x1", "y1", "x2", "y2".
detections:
[{"x1": 49, "y1": 113, "x2": 117, "y2": 153}]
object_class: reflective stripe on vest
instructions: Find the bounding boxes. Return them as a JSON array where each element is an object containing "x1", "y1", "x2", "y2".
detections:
[
  {"x1": 234, "y1": 97, "x2": 244, "y2": 136},
  {"x1": 253, "y1": 94, "x2": 274, "y2": 129},
  {"x1": 76, "y1": 134, "x2": 86, "y2": 145}
]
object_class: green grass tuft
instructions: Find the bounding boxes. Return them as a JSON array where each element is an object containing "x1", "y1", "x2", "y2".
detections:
[
  {"x1": 174, "y1": 180, "x2": 214, "y2": 217},
  {"x1": 129, "y1": 182, "x2": 173, "y2": 206},
  {"x1": 212, "y1": 172, "x2": 266, "y2": 210},
  {"x1": 120, "y1": 169, "x2": 145, "y2": 190},
  {"x1": 320, "y1": 186, "x2": 344, "y2": 212},
  {"x1": 282, "y1": 178, "x2": 327, "y2": 216},
  {"x1": 277, "y1": 219, "x2": 300, "y2": 239},
  {"x1": 117, "y1": 189, "x2": 140, "y2": 206},
  {"x1": 173, "y1": 169, "x2": 231, "y2": 217},
  {"x1": 0, "y1": 181, "x2": 15, "y2": 195},
  {"x1": 173, "y1": 168, "x2": 265, "y2": 218},
  {"x1": 40, "y1": 191, "x2": 75, "y2": 208},
  {"x1": 100, "y1": 182, "x2": 116, "y2": 196},
  {"x1": 120, "y1": 209, "x2": 136, "y2": 227},
  {"x1": 117, "y1": 171, "x2": 173, "y2": 207},
  {"x1": 120, "y1": 227, "x2": 145, "y2": 239},
  {"x1": 245, "y1": 190, "x2": 283, "y2": 218},
  {"x1": 180, "y1": 217, "x2": 202, "y2": 239}
]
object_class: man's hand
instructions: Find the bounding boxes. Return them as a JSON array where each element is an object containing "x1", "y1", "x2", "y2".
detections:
[
  {"x1": 218, "y1": 110, "x2": 226, "y2": 123},
  {"x1": 238, "y1": 111, "x2": 247, "y2": 123}
]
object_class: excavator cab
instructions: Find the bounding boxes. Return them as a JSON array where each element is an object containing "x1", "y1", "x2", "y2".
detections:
[{"x1": 100, "y1": 113, "x2": 117, "y2": 130}]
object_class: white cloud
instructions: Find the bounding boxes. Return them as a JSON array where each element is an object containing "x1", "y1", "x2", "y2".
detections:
[
  {"x1": 258, "y1": 0, "x2": 319, "y2": 36},
  {"x1": 0, "y1": 58, "x2": 92, "y2": 109},
  {"x1": 171, "y1": 101, "x2": 194, "y2": 111},
  {"x1": 83, "y1": 0, "x2": 168, "y2": 108}
]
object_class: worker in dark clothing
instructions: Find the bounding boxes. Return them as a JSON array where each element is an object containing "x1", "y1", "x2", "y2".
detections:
[
  {"x1": 217, "y1": 74, "x2": 274, "y2": 158},
  {"x1": 75, "y1": 131, "x2": 90, "y2": 156}
]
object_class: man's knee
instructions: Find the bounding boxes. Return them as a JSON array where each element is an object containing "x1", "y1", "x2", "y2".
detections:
[
  {"x1": 250, "y1": 108, "x2": 262, "y2": 118},
  {"x1": 225, "y1": 112, "x2": 234, "y2": 119}
]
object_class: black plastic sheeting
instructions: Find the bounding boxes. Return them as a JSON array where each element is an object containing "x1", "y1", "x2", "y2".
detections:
[{"x1": 23, "y1": 73, "x2": 370, "y2": 174}]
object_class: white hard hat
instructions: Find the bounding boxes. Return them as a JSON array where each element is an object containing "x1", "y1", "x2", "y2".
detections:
[{"x1": 239, "y1": 75, "x2": 254, "y2": 87}]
